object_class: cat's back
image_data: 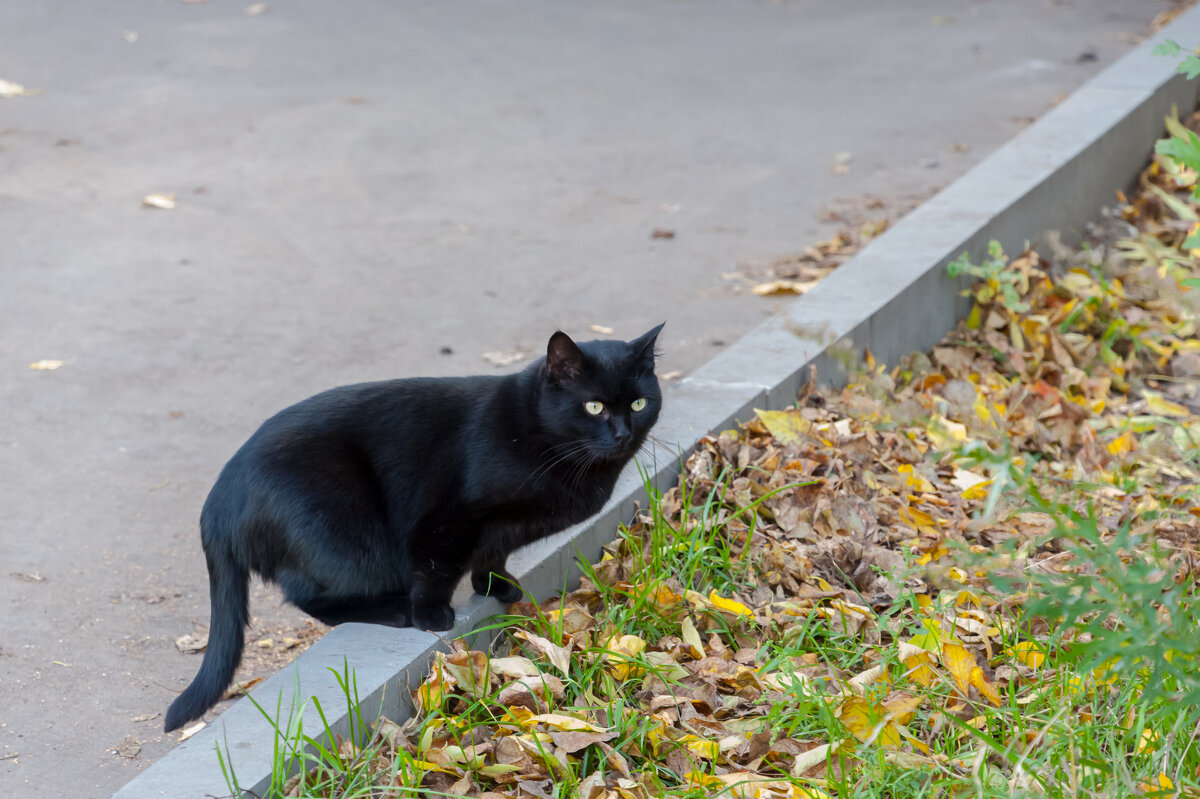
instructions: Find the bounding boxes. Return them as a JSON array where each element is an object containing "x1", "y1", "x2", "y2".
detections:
[{"x1": 247, "y1": 374, "x2": 505, "y2": 453}]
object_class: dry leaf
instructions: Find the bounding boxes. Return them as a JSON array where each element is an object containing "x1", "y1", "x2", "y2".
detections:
[
  {"x1": 174, "y1": 632, "x2": 208, "y2": 654},
  {"x1": 0, "y1": 79, "x2": 41, "y2": 98},
  {"x1": 482, "y1": 348, "x2": 530, "y2": 367},
  {"x1": 512, "y1": 629, "x2": 571, "y2": 675},
  {"x1": 113, "y1": 736, "x2": 141, "y2": 759},
  {"x1": 178, "y1": 721, "x2": 206, "y2": 740},
  {"x1": 29, "y1": 360, "x2": 64, "y2": 371},
  {"x1": 752, "y1": 278, "x2": 822, "y2": 296},
  {"x1": 754, "y1": 408, "x2": 811, "y2": 446},
  {"x1": 141, "y1": 193, "x2": 177, "y2": 210}
]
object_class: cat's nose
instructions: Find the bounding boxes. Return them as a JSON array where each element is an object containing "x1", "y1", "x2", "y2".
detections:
[{"x1": 613, "y1": 430, "x2": 633, "y2": 446}]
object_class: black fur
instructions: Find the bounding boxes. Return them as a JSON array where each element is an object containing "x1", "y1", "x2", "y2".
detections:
[{"x1": 163, "y1": 325, "x2": 664, "y2": 732}]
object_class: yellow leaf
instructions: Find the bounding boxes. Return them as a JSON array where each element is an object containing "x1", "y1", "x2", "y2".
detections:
[
  {"x1": 679, "y1": 733, "x2": 720, "y2": 759},
  {"x1": 940, "y1": 643, "x2": 977, "y2": 695},
  {"x1": 837, "y1": 696, "x2": 903, "y2": 748},
  {"x1": 1143, "y1": 389, "x2": 1190, "y2": 418},
  {"x1": 680, "y1": 616, "x2": 705, "y2": 659},
  {"x1": 902, "y1": 651, "x2": 937, "y2": 687},
  {"x1": 29, "y1": 359, "x2": 65, "y2": 371},
  {"x1": 645, "y1": 582, "x2": 683, "y2": 611},
  {"x1": 1009, "y1": 641, "x2": 1047, "y2": 670},
  {"x1": 897, "y1": 464, "x2": 936, "y2": 492},
  {"x1": 951, "y1": 468, "x2": 991, "y2": 501},
  {"x1": 926, "y1": 414, "x2": 968, "y2": 448},
  {"x1": 1138, "y1": 773, "x2": 1174, "y2": 793},
  {"x1": 526, "y1": 713, "x2": 607, "y2": 733},
  {"x1": 603, "y1": 635, "x2": 647, "y2": 681},
  {"x1": 1107, "y1": 430, "x2": 1135, "y2": 456},
  {"x1": 968, "y1": 667, "x2": 1002, "y2": 706},
  {"x1": 753, "y1": 408, "x2": 812, "y2": 445},
  {"x1": 708, "y1": 590, "x2": 755, "y2": 619},
  {"x1": 882, "y1": 693, "x2": 924, "y2": 724},
  {"x1": 898, "y1": 504, "x2": 938, "y2": 531}
]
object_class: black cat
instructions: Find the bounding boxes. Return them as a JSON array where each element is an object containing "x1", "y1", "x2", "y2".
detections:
[{"x1": 163, "y1": 325, "x2": 664, "y2": 732}]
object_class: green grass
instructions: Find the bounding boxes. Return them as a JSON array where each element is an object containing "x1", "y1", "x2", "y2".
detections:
[{"x1": 215, "y1": 459, "x2": 1200, "y2": 799}]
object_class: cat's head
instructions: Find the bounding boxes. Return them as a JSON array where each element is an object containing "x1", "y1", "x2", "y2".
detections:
[{"x1": 536, "y1": 323, "x2": 664, "y2": 462}]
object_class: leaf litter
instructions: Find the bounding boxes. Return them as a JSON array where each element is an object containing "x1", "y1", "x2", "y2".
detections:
[{"x1": 267, "y1": 119, "x2": 1200, "y2": 797}]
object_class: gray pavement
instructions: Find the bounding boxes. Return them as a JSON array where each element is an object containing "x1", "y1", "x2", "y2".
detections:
[{"x1": 0, "y1": 1, "x2": 1165, "y2": 796}]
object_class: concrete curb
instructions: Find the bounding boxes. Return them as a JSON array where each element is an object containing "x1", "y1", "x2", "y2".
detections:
[{"x1": 113, "y1": 10, "x2": 1200, "y2": 797}]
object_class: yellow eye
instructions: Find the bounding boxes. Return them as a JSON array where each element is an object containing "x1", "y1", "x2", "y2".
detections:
[
  {"x1": 584, "y1": 401, "x2": 604, "y2": 415},
  {"x1": 631, "y1": 398, "x2": 647, "y2": 412}
]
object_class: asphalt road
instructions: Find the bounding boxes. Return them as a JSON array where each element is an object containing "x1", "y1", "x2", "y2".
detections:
[{"x1": 0, "y1": 0, "x2": 1166, "y2": 795}]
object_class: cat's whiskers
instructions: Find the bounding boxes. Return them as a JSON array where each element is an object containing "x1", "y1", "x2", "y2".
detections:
[
  {"x1": 564, "y1": 449, "x2": 601, "y2": 501},
  {"x1": 642, "y1": 434, "x2": 678, "y2": 458},
  {"x1": 521, "y1": 440, "x2": 593, "y2": 491}
]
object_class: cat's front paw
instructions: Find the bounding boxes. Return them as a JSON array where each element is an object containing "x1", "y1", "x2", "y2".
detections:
[
  {"x1": 411, "y1": 603, "x2": 456, "y2": 632},
  {"x1": 472, "y1": 570, "x2": 523, "y2": 604}
]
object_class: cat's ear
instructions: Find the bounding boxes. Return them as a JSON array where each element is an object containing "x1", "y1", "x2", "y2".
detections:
[
  {"x1": 630, "y1": 322, "x2": 665, "y2": 369},
  {"x1": 546, "y1": 331, "x2": 585, "y2": 383}
]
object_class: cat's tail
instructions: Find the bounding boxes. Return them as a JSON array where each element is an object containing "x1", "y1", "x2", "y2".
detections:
[{"x1": 164, "y1": 541, "x2": 250, "y2": 733}]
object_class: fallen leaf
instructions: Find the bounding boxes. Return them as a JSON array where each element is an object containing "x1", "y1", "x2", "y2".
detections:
[
  {"x1": 1143, "y1": 389, "x2": 1190, "y2": 417},
  {"x1": 114, "y1": 736, "x2": 141, "y2": 759},
  {"x1": 680, "y1": 616, "x2": 705, "y2": 659},
  {"x1": 837, "y1": 696, "x2": 903, "y2": 747},
  {"x1": 0, "y1": 79, "x2": 41, "y2": 98},
  {"x1": 178, "y1": 721, "x2": 205, "y2": 740},
  {"x1": 174, "y1": 632, "x2": 208, "y2": 654},
  {"x1": 10, "y1": 571, "x2": 46, "y2": 582},
  {"x1": 603, "y1": 634, "x2": 647, "y2": 680},
  {"x1": 940, "y1": 643, "x2": 977, "y2": 696},
  {"x1": 512, "y1": 629, "x2": 571, "y2": 675},
  {"x1": 752, "y1": 278, "x2": 823, "y2": 296},
  {"x1": 244, "y1": 2, "x2": 268, "y2": 14},
  {"x1": 588, "y1": 324, "x2": 614, "y2": 335},
  {"x1": 28, "y1": 360, "x2": 64, "y2": 371},
  {"x1": 708, "y1": 590, "x2": 755, "y2": 619},
  {"x1": 651, "y1": 228, "x2": 675, "y2": 239},
  {"x1": 526, "y1": 713, "x2": 607, "y2": 733},
  {"x1": 1010, "y1": 641, "x2": 1047, "y2": 670},
  {"x1": 221, "y1": 677, "x2": 263, "y2": 700},
  {"x1": 141, "y1": 193, "x2": 177, "y2": 210},
  {"x1": 754, "y1": 408, "x2": 811, "y2": 446},
  {"x1": 549, "y1": 729, "x2": 618, "y2": 753},
  {"x1": 482, "y1": 348, "x2": 530, "y2": 367}
]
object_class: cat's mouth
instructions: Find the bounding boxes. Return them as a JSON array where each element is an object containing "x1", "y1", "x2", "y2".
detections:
[{"x1": 600, "y1": 442, "x2": 639, "y2": 462}]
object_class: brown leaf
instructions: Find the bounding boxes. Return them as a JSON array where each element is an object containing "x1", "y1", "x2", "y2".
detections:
[
  {"x1": 174, "y1": 632, "x2": 208, "y2": 654},
  {"x1": 549, "y1": 729, "x2": 618, "y2": 754},
  {"x1": 113, "y1": 736, "x2": 141, "y2": 759}
]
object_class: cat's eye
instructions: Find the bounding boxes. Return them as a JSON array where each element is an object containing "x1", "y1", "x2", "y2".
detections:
[
  {"x1": 584, "y1": 401, "x2": 605, "y2": 415},
  {"x1": 631, "y1": 398, "x2": 647, "y2": 412}
]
